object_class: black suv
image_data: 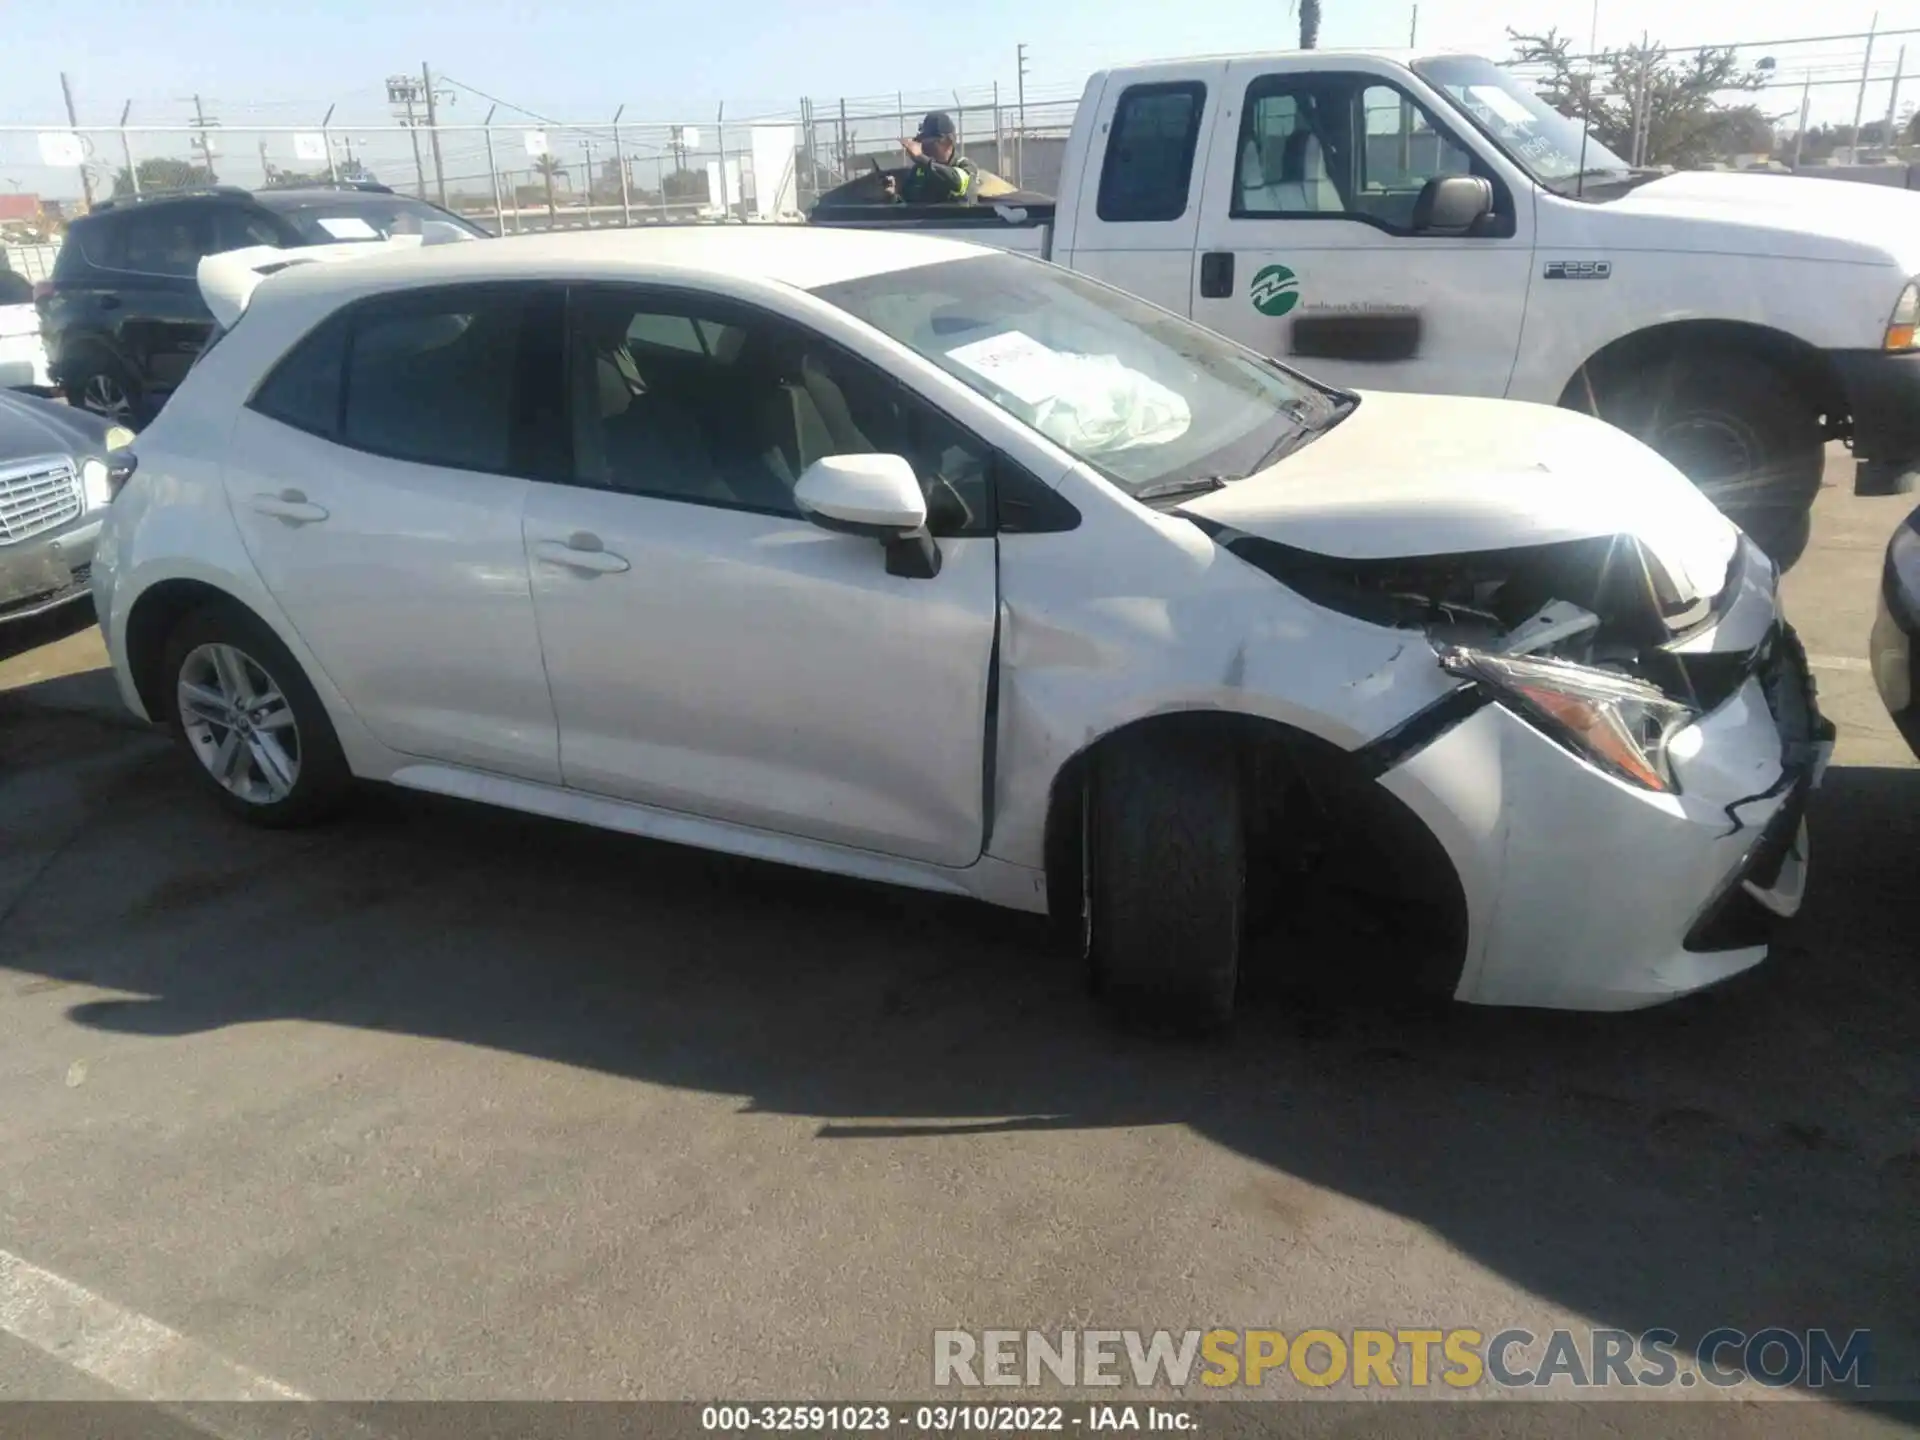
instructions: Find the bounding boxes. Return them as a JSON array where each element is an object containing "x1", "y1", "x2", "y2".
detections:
[{"x1": 38, "y1": 183, "x2": 488, "y2": 425}]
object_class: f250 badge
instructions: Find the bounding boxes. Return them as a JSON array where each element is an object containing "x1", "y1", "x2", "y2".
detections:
[{"x1": 1544, "y1": 260, "x2": 1612, "y2": 280}]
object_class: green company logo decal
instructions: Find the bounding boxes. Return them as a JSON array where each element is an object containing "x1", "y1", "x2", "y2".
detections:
[{"x1": 1249, "y1": 264, "x2": 1300, "y2": 317}]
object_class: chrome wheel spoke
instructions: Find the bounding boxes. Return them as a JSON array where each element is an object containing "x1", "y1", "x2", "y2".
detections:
[
  {"x1": 248, "y1": 731, "x2": 297, "y2": 798},
  {"x1": 211, "y1": 729, "x2": 247, "y2": 787},
  {"x1": 178, "y1": 681, "x2": 230, "y2": 725},
  {"x1": 210, "y1": 645, "x2": 256, "y2": 708}
]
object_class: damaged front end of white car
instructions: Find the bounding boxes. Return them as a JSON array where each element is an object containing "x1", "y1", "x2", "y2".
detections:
[{"x1": 1174, "y1": 401, "x2": 1834, "y2": 1012}]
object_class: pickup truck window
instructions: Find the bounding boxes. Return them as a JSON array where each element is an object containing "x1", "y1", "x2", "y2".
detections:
[
  {"x1": 815, "y1": 254, "x2": 1341, "y2": 500},
  {"x1": 1233, "y1": 74, "x2": 1478, "y2": 230},
  {"x1": 1098, "y1": 82, "x2": 1207, "y2": 223},
  {"x1": 1411, "y1": 55, "x2": 1632, "y2": 194}
]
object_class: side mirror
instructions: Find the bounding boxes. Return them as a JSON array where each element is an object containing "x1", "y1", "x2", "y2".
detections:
[
  {"x1": 795, "y1": 453, "x2": 928, "y2": 536},
  {"x1": 794, "y1": 453, "x2": 942, "y2": 579},
  {"x1": 1412, "y1": 175, "x2": 1495, "y2": 234}
]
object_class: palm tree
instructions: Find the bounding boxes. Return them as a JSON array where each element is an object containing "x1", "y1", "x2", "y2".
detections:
[
  {"x1": 1296, "y1": 0, "x2": 1321, "y2": 49},
  {"x1": 533, "y1": 155, "x2": 567, "y2": 221}
]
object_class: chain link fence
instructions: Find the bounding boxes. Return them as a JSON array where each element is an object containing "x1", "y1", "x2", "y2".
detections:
[{"x1": 0, "y1": 83, "x2": 1083, "y2": 240}]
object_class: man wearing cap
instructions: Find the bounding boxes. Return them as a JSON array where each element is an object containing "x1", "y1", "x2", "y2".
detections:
[{"x1": 884, "y1": 112, "x2": 978, "y2": 204}]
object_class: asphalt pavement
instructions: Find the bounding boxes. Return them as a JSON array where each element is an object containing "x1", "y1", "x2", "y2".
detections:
[{"x1": 0, "y1": 449, "x2": 1914, "y2": 1428}]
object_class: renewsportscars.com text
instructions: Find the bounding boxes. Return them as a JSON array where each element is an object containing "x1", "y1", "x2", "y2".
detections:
[{"x1": 932, "y1": 1327, "x2": 1872, "y2": 1392}]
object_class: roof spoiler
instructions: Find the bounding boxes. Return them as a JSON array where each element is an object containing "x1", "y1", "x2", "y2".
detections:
[{"x1": 196, "y1": 236, "x2": 425, "y2": 331}]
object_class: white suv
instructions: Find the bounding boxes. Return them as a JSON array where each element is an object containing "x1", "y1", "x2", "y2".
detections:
[{"x1": 91, "y1": 228, "x2": 1830, "y2": 1031}]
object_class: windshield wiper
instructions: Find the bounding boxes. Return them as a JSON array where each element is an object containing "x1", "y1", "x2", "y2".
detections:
[{"x1": 1132, "y1": 475, "x2": 1229, "y2": 504}]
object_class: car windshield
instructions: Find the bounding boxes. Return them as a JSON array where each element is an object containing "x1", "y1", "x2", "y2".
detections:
[
  {"x1": 1412, "y1": 55, "x2": 1633, "y2": 192},
  {"x1": 266, "y1": 196, "x2": 486, "y2": 246},
  {"x1": 813, "y1": 254, "x2": 1341, "y2": 499}
]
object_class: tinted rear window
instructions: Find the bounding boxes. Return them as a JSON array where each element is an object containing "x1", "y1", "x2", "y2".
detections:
[
  {"x1": 250, "y1": 313, "x2": 350, "y2": 436},
  {"x1": 0, "y1": 270, "x2": 30, "y2": 305}
]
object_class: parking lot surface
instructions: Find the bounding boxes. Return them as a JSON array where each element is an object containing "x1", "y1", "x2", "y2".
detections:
[{"x1": 0, "y1": 451, "x2": 1914, "y2": 1419}]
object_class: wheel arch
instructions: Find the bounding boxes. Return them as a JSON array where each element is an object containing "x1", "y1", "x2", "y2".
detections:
[
  {"x1": 1039, "y1": 707, "x2": 1472, "y2": 996},
  {"x1": 1556, "y1": 319, "x2": 1849, "y2": 436},
  {"x1": 124, "y1": 577, "x2": 280, "y2": 721}
]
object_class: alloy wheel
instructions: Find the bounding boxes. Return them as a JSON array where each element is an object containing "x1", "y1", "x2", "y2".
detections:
[
  {"x1": 176, "y1": 643, "x2": 302, "y2": 805},
  {"x1": 81, "y1": 371, "x2": 133, "y2": 423}
]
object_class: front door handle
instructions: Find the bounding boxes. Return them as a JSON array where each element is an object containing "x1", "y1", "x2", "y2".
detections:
[
  {"x1": 535, "y1": 534, "x2": 630, "y2": 574},
  {"x1": 1199, "y1": 251, "x2": 1235, "y2": 299},
  {"x1": 249, "y1": 489, "x2": 329, "y2": 524}
]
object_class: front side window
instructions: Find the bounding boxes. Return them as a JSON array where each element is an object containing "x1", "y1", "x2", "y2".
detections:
[
  {"x1": 815, "y1": 254, "x2": 1342, "y2": 500},
  {"x1": 1412, "y1": 54, "x2": 1631, "y2": 192},
  {"x1": 1234, "y1": 75, "x2": 1479, "y2": 229},
  {"x1": 1097, "y1": 82, "x2": 1207, "y2": 223},
  {"x1": 215, "y1": 208, "x2": 293, "y2": 253},
  {"x1": 121, "y1": 209, "x2": 213, "y2": 276},
  {"x1": 565, "y1": 287, "x2": 991, "y2": 534}
]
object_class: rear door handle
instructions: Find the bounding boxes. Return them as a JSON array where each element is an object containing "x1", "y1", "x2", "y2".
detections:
[
  {"x1": 98, "y1": 295, "x2": 122, "y2": 311},
  {"x1": 535, "y1": 534, "x2": 630, "y2": 574},
  {"x1": 249, "y1": 489, "x2": 329, "y2": 524}
]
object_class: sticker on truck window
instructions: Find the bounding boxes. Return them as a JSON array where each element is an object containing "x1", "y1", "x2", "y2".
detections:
[{"x1": 1249, "y1": 264, "x2": 1301, "y2": 317}]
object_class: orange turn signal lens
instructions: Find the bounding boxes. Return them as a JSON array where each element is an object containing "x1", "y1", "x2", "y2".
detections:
[{"x1": 1513, "y1": 683, "x2": 1671, "y2": 791}]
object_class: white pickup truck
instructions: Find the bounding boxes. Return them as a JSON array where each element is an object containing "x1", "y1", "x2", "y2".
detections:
[{"x1": 815, "y1": 49, "x2": 1920, "y2": 567}]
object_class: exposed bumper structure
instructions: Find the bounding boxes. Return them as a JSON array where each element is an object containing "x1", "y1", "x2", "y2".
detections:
[{"x1": 1378, "y1": 623, "x2": 1831, "y2": 1012}]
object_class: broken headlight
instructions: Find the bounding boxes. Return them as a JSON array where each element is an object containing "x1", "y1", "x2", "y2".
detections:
[{"x1": 1439, "y1": 646, "x2": 1698, "y2": 793}]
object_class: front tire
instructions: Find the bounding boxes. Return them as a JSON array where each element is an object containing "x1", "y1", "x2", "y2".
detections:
[
  {"x1": 1085, "y1": 730, "x2": 1245, "y2": 1036},
  {"x1": 160, "y1": 604, "x2": 351, "y2": 828},
  {"x1": 1599, "y1": 350, "x2": 1822, "y2": 570}
]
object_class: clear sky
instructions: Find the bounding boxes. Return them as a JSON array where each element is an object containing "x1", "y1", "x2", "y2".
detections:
[{"x1": 0, "y1": 0, "x2": 1906, "y2": 196}]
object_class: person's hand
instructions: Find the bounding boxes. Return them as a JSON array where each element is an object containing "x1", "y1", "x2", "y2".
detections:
[{"x1": 901, "y1": 136, "x2": 923, "y2": 161}]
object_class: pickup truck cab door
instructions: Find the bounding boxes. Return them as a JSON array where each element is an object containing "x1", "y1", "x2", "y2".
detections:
[
  {"x1": 1055, "y1": 61, "x2": 1230, "y2": 317},
  {"x1": 1189, "y1": 56, "x2": 1535, "y2": 398}
]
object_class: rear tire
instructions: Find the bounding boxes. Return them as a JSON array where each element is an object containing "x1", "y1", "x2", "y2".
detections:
[
  {"x1": 159, "y1": 603, "x2": 352, "y2": 828},
  {"x1": 1085, "y1": 729, "x2": 1245, "y2": 1036},
  {"x1": 65, "y1": 350, "x2": 145, "y2": 429},
  {"x1": 1599, "y1": 350, "x2": 1822, "y2": 571}
]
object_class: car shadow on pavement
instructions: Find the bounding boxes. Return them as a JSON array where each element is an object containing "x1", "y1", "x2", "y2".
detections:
[{"x1": 3, "y1": 689, "x2": 1917, "y2": 1396}]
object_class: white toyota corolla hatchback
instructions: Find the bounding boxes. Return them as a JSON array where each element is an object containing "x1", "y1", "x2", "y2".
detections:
[{"x1": 91, "y1": 227, "x2": 1831, "y2": 1032}]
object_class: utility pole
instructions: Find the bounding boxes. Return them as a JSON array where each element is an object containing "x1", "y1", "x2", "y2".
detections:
[
  {"x1": 191, "y1": 92, "x2": 219, "y2": 183},
  {"x1": 581, "y1": 137, "x2": 595, "y2": 224},
  {"x1": 1884, "y1": 46, "x2": 1906, "y2": 157},
  {"x1": 422, "y1": 63, "x2": 448, "y2": 206},
  {"x1": 258, "y1": 137, "x2": 273, "y2": 186},
  {"x1": 58, "y1": 73, "x2": 95, "y2": 208},
  {"x1": 1850, "y1": 12, "x2": 1879, "y2": 163},
  {"x1": 1409, "y1": 4, "x2": 1418, "y2": 46},
  {"x1": 1015, "y1": 42, "x2": 1029, "y2": 190},
  {"x1": 388, "y1": 76, "x2": 427, "y2": 198}
]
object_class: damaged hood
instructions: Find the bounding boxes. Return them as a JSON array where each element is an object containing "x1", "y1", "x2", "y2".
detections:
[{"x1": 1177, "y1": 390, "x2": 1741, "y2": 604}]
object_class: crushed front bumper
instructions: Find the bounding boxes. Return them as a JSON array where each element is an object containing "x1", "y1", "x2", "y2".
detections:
[{"x1": 1375, "y1": 621, "x2": 1831, "y2": 1012}]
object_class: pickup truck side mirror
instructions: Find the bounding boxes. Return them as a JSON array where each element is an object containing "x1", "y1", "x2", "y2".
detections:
[
  {"x1": 794, "y1": 453, "x2": 942, "y2": 579},
  {"x1": 1412, "y1": 175, "x2": 1495, "y2": 235}
]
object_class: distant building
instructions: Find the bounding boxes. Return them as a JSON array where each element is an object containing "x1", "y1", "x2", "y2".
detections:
[{"x1": 0, "y1": 194, "x2": 43, "y2": 225}]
